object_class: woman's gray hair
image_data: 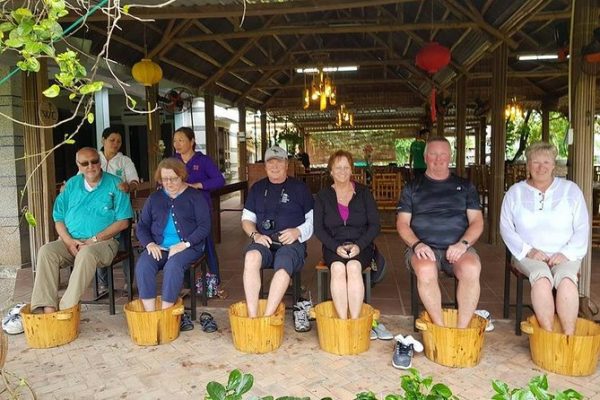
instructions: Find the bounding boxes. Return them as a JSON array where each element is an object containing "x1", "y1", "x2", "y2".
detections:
[{"x1": 525, "y1": 141, "x2": 557, "y2": 161}]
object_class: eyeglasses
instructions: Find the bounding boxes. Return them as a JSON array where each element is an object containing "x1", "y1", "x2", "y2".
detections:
[
  {"x1": 161, "y1": 177, "x2": 181, "y2": 183},
  {"x1": 538, "y1": 192, "x2": 545, "y2": 211},
  {"x1": 78, "y1": 158, "x2": 100, "y2": 167}
]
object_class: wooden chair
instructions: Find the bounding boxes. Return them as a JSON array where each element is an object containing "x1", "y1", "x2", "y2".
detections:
[
  {"x1": 371, "y1": 172, "x2": 402, "y2": 232},
  {"x1": 410, "y1": 266, "x2": 457, "y2": 331},
  {"x1": 502, "y1": 246, "x2": 532, "y2": 335},
  {"x1": 351, "y1": 170, "x2": 366, "y2": 185},
  {"x1": 80, "y1": 223, "x2": 135, "y2": 315},
  {"x1": 315, "y1": 261, "x2": 371, "y2": 304}
]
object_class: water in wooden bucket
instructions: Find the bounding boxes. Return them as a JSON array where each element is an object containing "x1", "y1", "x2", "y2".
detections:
[
  {"x1": 229, "y1": 300, "x2": 285, "y2": 353},
  {"x1": 21, "y1": 304, "x2": 80, "y2": 349},
  {"x1": 124, "y1": 297, "x2": 184, "y2": 346},
  {"x1": 313, "y1": 301, "x2": 379, "y2": 355},
  {"x1": 416, "y1": 308, "x2": 487, "y2": 367},
  {"x1": 521, "y1": 315, "x2": 600, "y2": 376}
]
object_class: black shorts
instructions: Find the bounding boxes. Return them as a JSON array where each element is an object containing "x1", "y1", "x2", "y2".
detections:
[
  {"x1": 323, "y1": 244, "x2": 374, "y2": 270},
  {"x1": 245, "y1": 241, "x2": 306, "y2": 276},
  {"x1": 404, "y1": 246, "x2": 479, "y2": 275}
]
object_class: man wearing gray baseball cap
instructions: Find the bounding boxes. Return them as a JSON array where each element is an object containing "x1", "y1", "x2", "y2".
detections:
[{"x1": 241, "y1": 145, "x2": 314, "y2": 332}]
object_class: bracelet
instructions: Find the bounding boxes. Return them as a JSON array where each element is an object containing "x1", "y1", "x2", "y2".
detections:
[{"x1": 411, "y1": 240, "x2": 423, "y2": 252}]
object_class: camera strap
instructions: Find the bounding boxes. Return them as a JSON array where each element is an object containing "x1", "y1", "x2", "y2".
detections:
[{"x1": 263, "y1": 180, "x2": 288, "y2": 222}]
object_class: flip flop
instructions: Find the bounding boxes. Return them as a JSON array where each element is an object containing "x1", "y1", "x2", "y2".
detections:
[{"x1": 199, "y1": 312, "x2": 218, "y2": 333}]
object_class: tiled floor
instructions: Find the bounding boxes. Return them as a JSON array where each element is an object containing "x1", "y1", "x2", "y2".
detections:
[{"x1": 4, "y1": 194, "x2": 600, "y2": 399}]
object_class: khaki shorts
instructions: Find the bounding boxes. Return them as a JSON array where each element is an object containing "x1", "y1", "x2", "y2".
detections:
[{"x1": 512, "y1": 257, "x2": 580, "y2": 288}]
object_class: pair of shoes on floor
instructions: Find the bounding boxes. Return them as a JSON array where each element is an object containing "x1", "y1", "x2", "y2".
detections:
[
  {"x1": 2, "y1": 303, "x2": 26, "y2": 335},
  {"x1": 392, "y1": 334, "x2": 424, "y2": 370},
  {"x1": 370, "y1": 321, "x2": 393, "y2": 340},
  {"x1": 180, "y1": 312, "x2": 194, "y2": 332},
  {"x1": 474, "y1": 309, "x2": 495, "y2": 332},
  {"x1": 293, "y1": 300, "x2": 311, "y2": 332},
  {"x1": 199, "y1": 312, "x2": 218, "y2": 333}
]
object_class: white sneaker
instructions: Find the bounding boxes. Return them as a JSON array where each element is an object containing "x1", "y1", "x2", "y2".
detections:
[
  {"x1": 295, "y1": 297, "x2": 314, "y2": 321},
  {"x1": 394, "y1": 334, "x2": 424, "y2": 352},
  {"x1": 2, "y1": 314, "x2": 24, "y2": 335},
  {"x1": 474, "y1": 309, "x2": 495, "y2": 332},
  {"x1": 370, "y1": 329, "x2": 377, "y2": 340},
  {"x1": 293, "y1": 309, "x2": 311, "y2": 332},
  {"x1": 2, "y1": 303, "x2": 26, "y2": 324},
  {"x1": 372, "y1": 321, "x2": 394, "y2": 340}
]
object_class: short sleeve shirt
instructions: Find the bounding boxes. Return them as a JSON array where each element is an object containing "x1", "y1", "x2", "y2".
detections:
[
  {"x1": 244, "y1": 177, "x2": 314, "y2": 236},
  {"x1": 410, "y1": 140, "x2": 426, "y2": 169},
  {"x1": 53, "y1": 173, "x2": 134, "y2": 239},
  {"x1": 397, "y1": 174, "x2": 481, "y2": 249}
]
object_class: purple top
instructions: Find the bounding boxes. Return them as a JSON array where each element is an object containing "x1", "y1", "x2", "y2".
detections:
[
  {"x1": 176, "y1": 151, "x2": 225, "y2": 207},
  {"x1": 337, "y1": 203, "x2": 350, "y2": 223}
]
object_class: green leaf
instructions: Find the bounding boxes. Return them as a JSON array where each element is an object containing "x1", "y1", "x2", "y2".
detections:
[
  {"x1": 79, "y1": 81, "x2": 103, "y2": 95},
  {"x1": 431, "y1": 384, "x2": 452, "y2": 398},
  {"x1": 42, "y1": 84, "x2": 60, "y2": 98},
  {"x1": 87, "y1": 112, "x2": 94, "y2": 124},
  {"x1": 11, "y1": 8, "x2": 33, "y2": 23},
  {"x1": 206, "y1": 382, "x2": 226, "y2": 400},
  {"x1": 123, "y1": 5, "x2": 131, "y2": 14},
  {"x1": 492, "y1": 380, "x2": 510, "y2": 395},
  {"x1": 4, "y1": 37, "x2": 24, "y2": 48},
  {"x1": 25, "y1": 211, "x2": 36, "y2": 227},
  {"x1": 69, "y1": 93, "x2": 77, "y2": 100},
  {"x1": 227, "y1": 369, "x2": 242, "y2": 390},
  {"x1": 64, "y1": 139, "x2": 76, "y2": 144},
  {"x1": 238, "y1": 374, "x2": 254, "y2": 395},
  {"x1": 0, "y1": 22, "x2": 15, "y2": 32}
]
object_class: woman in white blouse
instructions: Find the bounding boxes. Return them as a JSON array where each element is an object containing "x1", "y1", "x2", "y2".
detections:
[
  {"x1": 500, "y1": 142, "x2": 589, "y2": 335},
  {"x1": 99, "y1": 127, "x2": 140, "y2": 193}
]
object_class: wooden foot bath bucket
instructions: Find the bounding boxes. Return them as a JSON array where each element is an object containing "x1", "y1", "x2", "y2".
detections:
[
  {"x1": 21, "y1": 304, "x2": 80, "y2": 349},
  {"x1": 521, "y1": 316, "x2": 600, "y2": 376},
  {"x1": 416, "y1": 308, "x2": 487, "y2": 367},
  {"x1": 312, "y1": 301, "x2": 380, "y2": 355},
  {"x1": 124, "y1": 297, "x2": 184, "y2": 346},
  {"x1": 229, "y1": 300, "x2": 285, "y2": 353}
]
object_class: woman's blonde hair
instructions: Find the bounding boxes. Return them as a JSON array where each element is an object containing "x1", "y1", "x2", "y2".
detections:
[
  {"x1": 327, "y1": 150, "x2": 354, "y2": 173},
  {"x1": 154, "y1": 158, "x2": 188, "y2": 183},
  {"x1": 525, "y1": 141, "x2": 557, "y2": 162}
]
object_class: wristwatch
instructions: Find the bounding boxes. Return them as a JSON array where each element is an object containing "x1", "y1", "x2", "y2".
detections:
[
  {"x1": 91, "y1": 235, "x2": 98, "y2": 243},
  {"x1": 184, "y1": 241, "x2": 191, "y2": 248},
  {"x1": 460, "y1": 239, "x2": 469, "y2": 248}
]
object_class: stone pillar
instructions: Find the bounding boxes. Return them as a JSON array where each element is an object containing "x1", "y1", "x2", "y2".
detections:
[
  {"x1": 237, "y1": 102, "x2": 248, "y2": 179},
  {"x1": 570, "y1": 0, "x2": 597, "y2": 298},
  {"x1": 455, "y1": 77, "x2": 467, "y2": 177},
  {"x1": 488, "y1": 44, "x2": 508, "y2": 244},
  {"x1": 260, "y1": 110, "x2": 267, "y2": 159},
  {"x1": 204, "y1": 91, "x2": 217, "y2": 160},
  {"x1": 0, "y1": 67, "x2": 30, "y2": 273}
]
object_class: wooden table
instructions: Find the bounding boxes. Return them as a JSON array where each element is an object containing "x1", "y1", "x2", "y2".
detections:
[{"x1": 211, "y1": 180, "x2": 248, "y2": 243}]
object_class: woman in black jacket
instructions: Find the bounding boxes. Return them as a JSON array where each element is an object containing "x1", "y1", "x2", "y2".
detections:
[{"x1": 314, "y1": 150, "x2": 380, "y2": 319}]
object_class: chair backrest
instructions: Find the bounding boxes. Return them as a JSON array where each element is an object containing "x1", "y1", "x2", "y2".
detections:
[
  {"x1": 131, "y1": 197, "x2": 147, "y2": 250},
  {"x1": 351, "y1": 170, "x2": 366, "y2": 185},
  {"x1": 133, "y1": 181, "x2": 156, "y2": 198},
  {"x1": 371, "y1": 173, "x2": 402, "y2": 204}
]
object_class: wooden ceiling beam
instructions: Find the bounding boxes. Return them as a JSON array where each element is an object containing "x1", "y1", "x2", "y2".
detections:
[
  {"x1": 88, "y1": 24, "x2": 144, "y2": 53},
  {"x1": 66, "y1": 0, "x2": 415, "y2": 22},
  {"x1": 229, "y1": 58, "x2": 410, "y2": 73},
  {"x1": 175, "y1": 22, "x2": 478, "y2": 43}
]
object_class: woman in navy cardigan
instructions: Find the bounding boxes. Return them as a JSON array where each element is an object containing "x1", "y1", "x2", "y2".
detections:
[
  {"x1": 136, "y1": 158, "x2": 211, "y2": 317},
  {"x1": 314, "y1": 150, "x2": 380, "y2": 319}
]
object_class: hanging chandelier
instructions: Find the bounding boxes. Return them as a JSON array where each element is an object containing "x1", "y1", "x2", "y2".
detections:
[
  {"x1": 505, "y1": 97, "x2": 523, "y2": 121},
  {"x1": 303, "y1": 68, "x2": 337, "y2": 111},
  {"x1": 336, "y1": 104, "x2": 354, "y2": 127}
]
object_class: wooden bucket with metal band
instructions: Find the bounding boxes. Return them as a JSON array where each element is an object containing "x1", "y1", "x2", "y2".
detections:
[
  {"x1": 124, "y1": 297, "x2": 184, "y2": 346},
  {"x1": 229, "y1": 300, "x2": 285, "y2": 354},
  {"x1": 521, "y1": 315, "x2": 600, "y2": 376},
  {"x1": 311, "y1": 301, "x2": 380, "y2": 355},
  {"x1": 21, "y1": 304, "x2": 80, "y2": 349},
  {"x1": 416, "y1": 308, "x2": 487, "y2": 368}
]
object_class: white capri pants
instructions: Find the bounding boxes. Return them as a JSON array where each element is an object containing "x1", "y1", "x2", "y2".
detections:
[{"x1": 512, "y1": 257, "x2": 581, "y2": 288}]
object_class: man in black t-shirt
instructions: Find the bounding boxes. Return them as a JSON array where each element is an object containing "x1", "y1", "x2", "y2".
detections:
[
  {"x1": 241, "y1": 145, "x2": 314, "y2": 325},
  {"x1": 397, "y1": 137, "x2": 483, "y2": 329}
]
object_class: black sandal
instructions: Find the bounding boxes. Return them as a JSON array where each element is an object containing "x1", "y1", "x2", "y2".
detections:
[{"x1": 199, "y1": 312, "x2": 218, "y2": 333}]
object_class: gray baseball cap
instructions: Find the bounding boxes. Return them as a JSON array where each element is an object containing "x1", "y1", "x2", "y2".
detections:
[{"x1": 264, "y1": 145, "x2": 288, "y2": 161}]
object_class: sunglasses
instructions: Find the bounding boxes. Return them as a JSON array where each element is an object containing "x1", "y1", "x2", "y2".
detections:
[{"x1": 78, "y1": 158, "x2": 100, "y2": 167}]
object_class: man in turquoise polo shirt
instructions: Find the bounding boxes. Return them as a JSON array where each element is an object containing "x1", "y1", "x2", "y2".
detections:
[{"x1": 30, "y1": 147, "x2": 133, "y2": 313}]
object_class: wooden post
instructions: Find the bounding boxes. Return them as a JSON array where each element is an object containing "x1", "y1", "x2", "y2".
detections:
[
  {"x1": 22, "y1": 61, "x2": 56, "y2": 270},
  {"x1": 204, "y1": 91, "x2": 217, "y2": 160},
  {"x1": 541, "y1": 99, "x2": 551, "y2": 143},
  {"x1": 455, "y1": 77, "x2": 467, "y2": 177},
  {"x1": 238, "y1": 102, "x2": 248, "y2": 179},
  {"x1": 570, "y1": 0, "x2": 597, "y2": 298},
  {"x1": 488, "y1": 44, "x2": 508, "y2": 245},
  {"x1": 474, "y1": 125, "x2": 480, "y2": 165},
  {"x1": 436, "y1": 112, "x2": 445, "y2": 136},
  {"x1": 260, "y1": 110, "x2": 268, "y2": 159},
  {"x1": 146, "y1": 84, "x2": 161, "y2": 182},
  {"x1": 479, "y1": 117, "x2": 487, "y2": 165}
]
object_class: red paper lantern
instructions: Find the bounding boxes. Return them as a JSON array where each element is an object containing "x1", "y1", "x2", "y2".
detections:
[{"x1": 415, "y1": 42, "x2": 451, "y2": 74}]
